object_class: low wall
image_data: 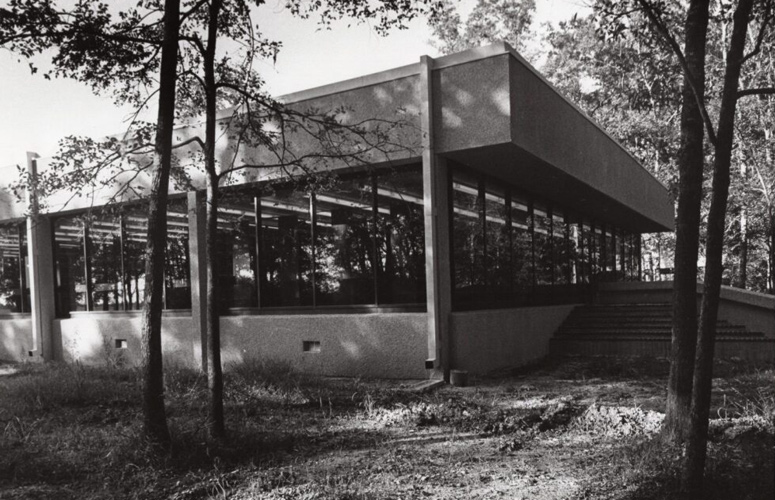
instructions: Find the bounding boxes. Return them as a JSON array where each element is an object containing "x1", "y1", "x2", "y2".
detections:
[
  {"x1": 220, "y1": 313, "x2": 429, "y2": 379},
  {"x1": 597, "y1": 282, "x2": 775, "y2": 337},
  {"x1": 450, "y1": 305, "x2": 577, "y2": 374},
  {"x1": 0, "y1": 316, "x2": 33, "y2": 362},
  {"x1": 56, "y1": 312, "x2": 196, "y2": 367}
]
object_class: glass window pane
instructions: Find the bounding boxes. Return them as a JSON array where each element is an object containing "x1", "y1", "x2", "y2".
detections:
[
  {"x1": 452, "y1": 169, "x2": 484, "y2": 302},
  {"x1": 376, "y1": 166, "x2": 425, "y2": 304},
  {"x1": 552, "y1": 210, "x2": 569, "y2": 285},
  {"x1": 165, "y1": 199, "x2": 191, "y2": 309},
  {"x1": 217, "y1": 193, "x2": 257, "y2": 310},
  {"x1": 87, "y1": 212, "x2": 123, "y2": 311},
  {"x1": 569, "y1": 218, "x2": 581, "y2": 285},
  {"x1": 0, "y1": 224, "x2": 27, "y2": 313},
  {"x1": 510, "y1": 193, "x2": 532, "y2": 298},
  {"x1": 533, "y1": 202, "x2": 552, "y2": 286},
  {"x1": 485, "y1": 182, "x2": 509, "y2": 294},
  {"x1": 606, "y1": 228, "x2": 615, "y2": 276},
  {"x1": 260, "y1": 186, "x2": 313, "y2": 307},
  {"x1": 595, "y1": 224, "x2": 606, "y2": 280},
  {"x1": 314, "y1": 176, "x2": 375, "y2": 306},
  {"x1": 53, "y1": 216, "x2": 87, "y2": 316},
  {"x1": 123, "y1": 206, "x2": 148, "y2": 310}
]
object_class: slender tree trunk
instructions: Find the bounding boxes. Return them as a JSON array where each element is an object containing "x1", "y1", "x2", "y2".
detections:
[
  {"x1": 663, "y1": 0, "x2": 710, "y2": 444},
  {"x1": 681, "y1": 0, "x2": 754, "y2": 494},
  {"x1": 204, "y1": 0, "x2": 225, "y2": 439},
  {"x1": 140, "y1": 0, "x2": 180, "y2": 448}
]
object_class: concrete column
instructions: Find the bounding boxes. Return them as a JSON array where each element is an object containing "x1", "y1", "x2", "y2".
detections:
[
  {"x1": 187, "y1": 191, "x2": 207, "y2": 371},
  {"x1": 25, "y1": 152, "x2": 57, "y2": 361},
  {"x1": 420, "y1": 56, "x2": 452, "y2": 381}
]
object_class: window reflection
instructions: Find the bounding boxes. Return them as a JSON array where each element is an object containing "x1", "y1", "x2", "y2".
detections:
[
  {"x1": 375, "y1": 167, "x2": 425, "y2": 304},
  {"x1": 449, "y1": 164, "x2": 642, "y2": 310},
  {"x1": 510, "y1": 194, "x2": 533, "y2": 300},
  {"x1": 217, "y1": 194, "x2": 257, "y2": 310},
  {"x1": 0, "y1": 224, "x2": 29, "y2": 313},
  {"x1": 52, "y1": 199, "x2": 191, "y2": 317},
  {"x1": 261, "y1": 187, "x2": 314, "y2": 307},
  {"x1": 452, "y1": 170, "x2": 485, "y2": 301},
  {"x1": 315, "y1": 177, "x2": 375, "y2": 306}
]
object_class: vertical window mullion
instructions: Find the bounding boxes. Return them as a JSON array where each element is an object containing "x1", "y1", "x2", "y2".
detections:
[
  {"x1": 548, "y1": 206, "x2": 555, "y2": 287},
  {"x1": 119, "y1": 214, "x2": 127, "y2": 311},
  {"x1": 83, "y1": 223, "x2": 93, "y2": 311},
  {"x1": 528, "y1": 199, "x2": 535, "y2": 300},
  {"x1": 310, "y1": 191, "x2": 317, "y2": 308},
  {"x1": 565, "y1": 212, "x2": 572, "y2": 285},
  {"x1": 478, "y1": 177, "x2": 486, "y2": 291},
  {"x1": 371, "y1": 174, "x2": 380, "y2": 306},
  {"x1": 254, "y1": 195, "x2": 263, "y2": 309},
  {"x1": 17, "y1": 224, "x2": 27, "y2": 313},
  {"x1": 505, "y1": 190, "x2": 513, "y2": 296}
]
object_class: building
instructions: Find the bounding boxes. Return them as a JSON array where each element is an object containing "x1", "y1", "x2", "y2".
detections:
[{"x1": 0, "y1": 42, "x2": 678, "y2": 378}]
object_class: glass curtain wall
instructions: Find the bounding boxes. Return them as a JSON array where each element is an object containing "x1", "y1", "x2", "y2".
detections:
[
  {"x1": 0, "y1": 223, "x2": 29, "y2": 313},
  {"x1": 450, "y1": 164, "x2": 641, "y2": 310},
  {"x1": 52, "y1": 199, "x2": 191, "y2": 317},
  {"x1": 216, "y1": 164, "x2": 426, "y2": 311}
]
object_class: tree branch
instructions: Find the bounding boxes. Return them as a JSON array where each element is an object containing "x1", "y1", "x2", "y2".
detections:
[
  {"x1": 737, "y1": 87, "x2": 775, "y2": 98},
  {"x1": 636, "y1": 0, "x2": 719, "y2": 146},
  {"x1": 742, "y1": 0, "x2": 773, "y2": 65}
]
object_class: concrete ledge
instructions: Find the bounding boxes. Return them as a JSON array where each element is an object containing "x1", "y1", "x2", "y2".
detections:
[
  {"x1": 551, "y1": 337, "x2": 775, "y2": 364},
  {"x1": 596, "y1": 281, "x2": 775, "y2": 337}
]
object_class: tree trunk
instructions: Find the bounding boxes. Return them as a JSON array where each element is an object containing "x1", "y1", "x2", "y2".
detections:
[
  {"x1": 204, "y1": 0, "x2": 225, "y2": 439},
  {"x1": 737, "y1": 208, "x2": 747, "y2": 288},
  {"x1": 140, "y1": 0, "x2": 180, "y2": 448},
  {"x1": 663, "y1": 0, "x2": 710, "y2": 444},
  {"x1": 681, "y1": 0, "x2": 754, "y2": 494},
  {"x1": 205, "y1": 171, "x2": 224, "y2": 438}
]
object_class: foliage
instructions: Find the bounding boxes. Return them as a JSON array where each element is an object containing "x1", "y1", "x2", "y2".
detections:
[{"x1": 428, "y1": 0, "x2": 537, "y2": 55}]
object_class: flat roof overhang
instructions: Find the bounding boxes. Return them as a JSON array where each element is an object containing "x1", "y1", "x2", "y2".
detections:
[
  {"x1": 432, "y1": 43, "x2": 674, "y2": 233},
  {"x1": 444, "y1": 142, "x2": 669, "y2": 233}
]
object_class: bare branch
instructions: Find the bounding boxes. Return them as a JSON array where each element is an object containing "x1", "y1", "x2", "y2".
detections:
[
  {"x1": 737, "y1": 87, "x2": 775, "y2": 98},
  {"x1": 636, "y1": 0, "x2": 719, "y2": 146}
]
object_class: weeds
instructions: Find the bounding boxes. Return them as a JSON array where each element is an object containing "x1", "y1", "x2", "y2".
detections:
[{"x1": 0, "y1": 357, "x2": 772, "y2": 500}]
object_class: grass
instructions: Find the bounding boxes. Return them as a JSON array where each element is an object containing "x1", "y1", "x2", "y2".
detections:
[{"x1": 0, "y1": 356, "x2": 772, "y2": 499}]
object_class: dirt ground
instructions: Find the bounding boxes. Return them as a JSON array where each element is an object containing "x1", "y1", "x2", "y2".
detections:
[{"x1": 1, "y1": 356, "x2": 773, "y2": 499}]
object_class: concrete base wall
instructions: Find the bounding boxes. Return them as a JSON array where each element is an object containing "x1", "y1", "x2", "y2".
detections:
[
  {"x1": 0, "y1": 316, "x2": 33, "y2": 362},
  {"x1": 56, "y1": 313, "x2": 196, "y2": 367},
  {"x1": 450, "y1": 305, "x2": 577, "y2": 374},
  {"x1": 220, "y1": 313, "x2": 429, "y2": 379}
]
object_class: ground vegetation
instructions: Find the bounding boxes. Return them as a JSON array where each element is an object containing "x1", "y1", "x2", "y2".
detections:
[{"x1": 0, "y1": 356, "x2": 771, "y2": 499}]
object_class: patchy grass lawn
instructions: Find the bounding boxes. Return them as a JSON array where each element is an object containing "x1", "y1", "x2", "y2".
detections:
[{"x1": 0, "y1": 356, "x2": 772, "y2": 500}]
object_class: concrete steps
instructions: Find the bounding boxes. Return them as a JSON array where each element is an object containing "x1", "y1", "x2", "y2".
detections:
[{"x1": 551, "y1": 303, "x2": 774, "y2": 362}]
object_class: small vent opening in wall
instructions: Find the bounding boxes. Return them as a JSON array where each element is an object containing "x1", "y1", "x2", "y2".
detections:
[
  {"x1": 303, "y1": 341, "x2": 321, "y2": 353},
  {"x1": 115, "y1": 339, "x2": 128, "y2": 349}
]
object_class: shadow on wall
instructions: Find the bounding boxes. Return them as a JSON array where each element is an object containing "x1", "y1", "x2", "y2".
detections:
[
  {"x1": 220, "y1": 313, "x2": 428, "y2": 379},
  {"x1": 0, "y1": 318, "x2": 33, "y2": 362},
  {"x1": 57, "y1": 315, "x2": 196, "y2": 367}
]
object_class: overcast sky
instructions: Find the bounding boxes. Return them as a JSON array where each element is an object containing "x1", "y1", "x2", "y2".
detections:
[{"x1": 0, "y1": 0, "x2": 588, "y2": 168}]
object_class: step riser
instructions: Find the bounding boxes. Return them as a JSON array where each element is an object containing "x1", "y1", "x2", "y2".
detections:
[{"x1": 556, "y1": 303, "x2": 753, "y2": 340}]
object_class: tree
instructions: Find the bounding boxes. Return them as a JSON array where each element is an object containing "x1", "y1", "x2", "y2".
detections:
[
  {"x1": 432, "y1": 0, "x2": 774, "y2": 493},
  {"x1": 162, "y1": 0, "x2": 441, "y2": 439},
  {"x1": 0, "y1": 0, "x2": 188, "y2": 447},
  {"x1": 4, "y1": 0, "x2": 441, "y2": 441},
  {"x1": 428, "y1": 0, "x2": 536, "y2": 56},
  {"x1": 599, "y1": 0, "x2": 774, "y2": 494}
]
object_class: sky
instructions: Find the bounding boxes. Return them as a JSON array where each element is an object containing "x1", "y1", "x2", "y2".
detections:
[{"x1": 0, "y1": 0, "x2": 589, "y2": 168}]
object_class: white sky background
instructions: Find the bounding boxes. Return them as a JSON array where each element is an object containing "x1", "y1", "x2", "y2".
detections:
[{"x1": 0, "y1": 0, "x2": 589, "y2": 167}]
